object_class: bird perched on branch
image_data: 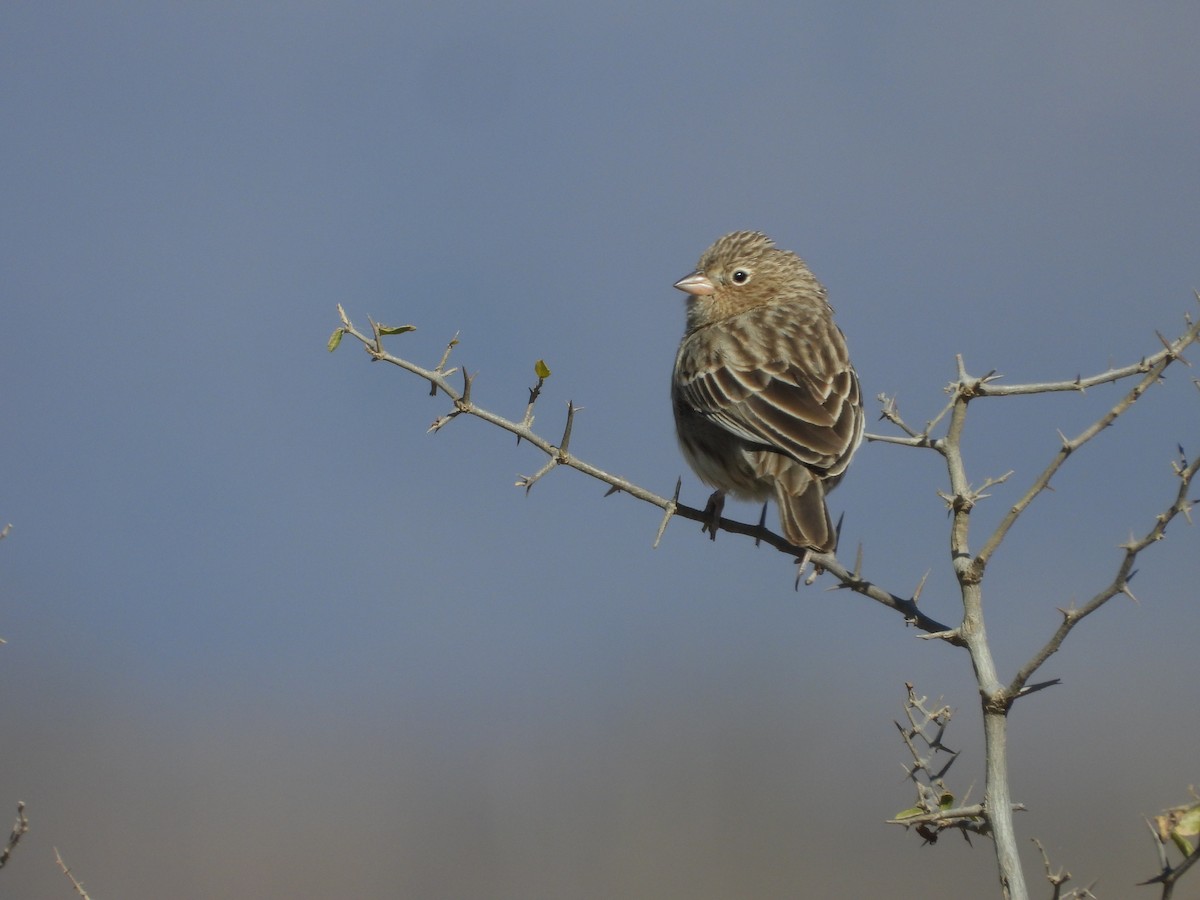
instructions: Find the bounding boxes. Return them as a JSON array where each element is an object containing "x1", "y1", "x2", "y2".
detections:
[{"x1": 670, "y1": 230, "x2": 863, "y2": 556}]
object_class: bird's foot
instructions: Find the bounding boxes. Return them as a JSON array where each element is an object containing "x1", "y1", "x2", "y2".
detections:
[
  {"x1": 793, "y1": 550, "x2": 829, "y2": 588},
  {"x1": 701, "y1": 490, "x2": 726, "y2": 541}
]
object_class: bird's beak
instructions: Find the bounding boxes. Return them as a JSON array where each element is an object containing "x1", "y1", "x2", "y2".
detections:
[{"x1": 673, "y1": 271, "x2": 716, "y2": 296}]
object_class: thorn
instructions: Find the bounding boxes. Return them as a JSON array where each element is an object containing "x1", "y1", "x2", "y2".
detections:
[
  {"x1": 559, "y1": 401, "x2": 576, "y2": 455},
  {"x1": 604, "y1": 485, "x2": 621, "y2": 497},
  {"x1": 1121, "y1": 582, "x2": 1140, "y2": 605},
  {"x1": 853, "y1": 542, "x2": 864, "y2": 580},
  {"x1": 1016, "y1": 679, "x2": 1061, "y2": 698},
  {"x1": 652, "y1": 479, "x2": 682, "y2": 550},
  {"x1": 1156, "y1": 330, "x2": 1185, "y2": 363},
  {"x1": 912, "y1": 569, "x2": 930, "y2": 604},
  {"x1": 754, "y1": 502, "x2": 768, "y2": 547},
  {"x1": 460, "y1": 367, "x2": 474, "y2": 405}
]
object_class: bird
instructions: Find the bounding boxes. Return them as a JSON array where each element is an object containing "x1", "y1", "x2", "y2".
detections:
[{"x1": 670, "y1": 230, "x2": 863, "y2": 556}]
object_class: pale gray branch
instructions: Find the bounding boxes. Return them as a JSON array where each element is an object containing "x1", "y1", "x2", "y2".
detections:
[
  {"x1": 1008, "y1": 451, "x2": 1200, "y2": 699},
  {"x1": 54, "y1": 847, "x2": 93, "y2": 900},
  {"x1": 332, "y1": 310, "x2": 956, "y2": 638},
  {"x1": 0, "y1": 802, "x2": 28, "y2": 870},
  {"x1": 974, "y1": 315, "x2": 1200, "y2": 573},
  {"x1": 966, "y1": 315, "x2": 1195, "y2": 397}
]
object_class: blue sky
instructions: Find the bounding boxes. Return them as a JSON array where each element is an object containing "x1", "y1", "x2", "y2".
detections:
[{"x1": 3, "y1": 4, "x2": 1199, "y2": 897}]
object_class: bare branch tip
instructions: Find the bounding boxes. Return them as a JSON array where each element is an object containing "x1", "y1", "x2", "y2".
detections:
[{"x1": 918, "y1": 628, "x2": 961, "y2": 642}]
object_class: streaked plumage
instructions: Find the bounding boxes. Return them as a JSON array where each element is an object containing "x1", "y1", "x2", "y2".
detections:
[{"x1": 671, "y1": 231, "x2": 863, "y2": 553}]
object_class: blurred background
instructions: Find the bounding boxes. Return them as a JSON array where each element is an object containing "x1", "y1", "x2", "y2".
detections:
[{"x1": 3, "y1": 3, "x2": 1198, "y2": 897}]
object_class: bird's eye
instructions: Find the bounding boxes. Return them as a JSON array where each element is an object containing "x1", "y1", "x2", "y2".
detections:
[{"x1": 731, "y1": 269, "x2": 750, "y2": 285}]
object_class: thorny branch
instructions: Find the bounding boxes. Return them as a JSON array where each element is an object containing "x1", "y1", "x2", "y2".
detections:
[
  {"x1": 0, "y1": 802, "x2": 28, "y2": 871},
  {"x1": 55, "y1": 848, "x2": 93, "y2": 900},
  {"x1": 333, "y1": 299, "x2": 1199, "y2": 899},
  {"x1": 974, "y1": 318, "x2": 1200, "y2": 574},
  {"x1": 331, "y1": 305, "x2": 955, "y2": 637},
  {"x1": 878, "y1": 310, "x2": 1196, "y2": 900},
  {"x1": 888, "y1": 684, "x2": 1023, "y2": 843},
  {"x1": 1009, "y1": 450, "x2": 1200, "y2": 698},
  {"x1": 1031, "y1": 837, "x2": 1097, "y2": 900}
]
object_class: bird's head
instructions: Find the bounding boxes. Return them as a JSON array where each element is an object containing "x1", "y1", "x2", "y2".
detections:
[{"x1": 674, "y1": 231, "x2": 822, "y2": 330}]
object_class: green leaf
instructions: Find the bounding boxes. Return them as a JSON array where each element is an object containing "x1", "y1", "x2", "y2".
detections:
[
  {"x1": 1170, "y1": 832, "x2": 1194, "y2": 857},
  {"x1": 894, "y1": 806, "x2": 924, "y2": 820},
  {"x1": 327, "y1": 328, "x2": 344, "y2": 352},
  {"x1": 939, "y1": 792, "x2": 955, "y2": 811},
  {"x1": 534, "y1": 359, "x2": 551, "y2": 379},
  {"x1": 377, "y1": 324, "x2": 417, "y2": 336},
  {"x1": 1174, "y1": 805, "x2": 1200, "y2": 838}
]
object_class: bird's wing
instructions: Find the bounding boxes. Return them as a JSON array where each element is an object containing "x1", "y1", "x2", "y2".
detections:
[{"x1": 675, "y1": 307, "x2": 863, "y2": 474}]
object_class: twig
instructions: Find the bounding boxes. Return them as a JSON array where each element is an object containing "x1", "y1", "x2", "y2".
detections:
[
  {"x1": 1031, "y1": 837, "x2": 1097, "y2": 899},
  {"x1": 55, "y1": 847, "x2": 93, "y2": 900},
  {"x1": 1008, "y1": 452, "x2": 1200, "y2": 698},
  {"x1": 975, "y1": 314, "x2": 1200, "y2": 573},
  {"x1": 0, "y1": 802, "x2": 28, "y2": 870}
]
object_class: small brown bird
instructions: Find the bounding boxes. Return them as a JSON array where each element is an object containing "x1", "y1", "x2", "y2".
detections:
[{"x1": 671, "y1": 231, "x2": 863, "y2": 554}]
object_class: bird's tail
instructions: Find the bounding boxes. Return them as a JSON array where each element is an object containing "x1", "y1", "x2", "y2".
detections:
[{"x1": 757, "y1": 454, "x2": 835, "y2": 553}]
